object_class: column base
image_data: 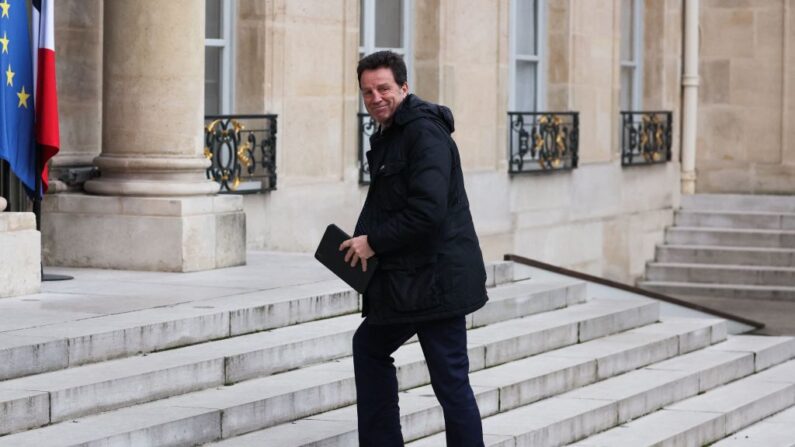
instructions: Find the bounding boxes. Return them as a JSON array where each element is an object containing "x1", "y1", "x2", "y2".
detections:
[
  {"x1": 681, "y1": 170, "x2": 697, "y2": 195},
  {"x1": 83, "y1": 155, "x2": 220, "y2": 197},
  {"x1": 42, "y1": 194, "x2": 246, "y2": 272},
  {"x1": 0, "y1": 213, "x2": 41, "y2": 298},
  {"x1": 84, "y1": 177, "x2": 221, "y2": 197}
]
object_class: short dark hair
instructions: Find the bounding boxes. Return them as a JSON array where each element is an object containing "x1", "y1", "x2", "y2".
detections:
[{"x1": 357, "y1": 51, "x2": 407, "y2": 87}]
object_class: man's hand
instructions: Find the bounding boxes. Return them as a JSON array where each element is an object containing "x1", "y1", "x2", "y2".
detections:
[{"x1": 339, "y1": 235, "x2": 375, "y2": 272}]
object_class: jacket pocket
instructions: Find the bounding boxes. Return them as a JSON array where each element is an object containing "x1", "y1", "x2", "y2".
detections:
[
  {"x1": 383, "y1": 262, "x2": 441, "y2": 313},
  {"x1": 375, "y1": 161, "x2": 408, "y2": 211}
]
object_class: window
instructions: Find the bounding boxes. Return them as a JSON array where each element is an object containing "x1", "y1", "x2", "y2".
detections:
[
  {"x1": 205, "y1": 0, "x2": 236, "y2": 115},
  {"x1": 359, "y1": 0, "x2": 413, "y2": 100},
  {"x1": 358, "y1": 0, "x2": 413, "y2": 183},
  {"x1": 509, "y1": 0, "x2": 545, "y2": 112},
  {"x1": 620, "y1": 0, "x2": 643, "y2": 111}
]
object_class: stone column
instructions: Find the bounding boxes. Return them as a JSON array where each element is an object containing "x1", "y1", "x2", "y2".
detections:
[
  {"x1": 42, "y1": 0, "x2": 246, "y2": 272},
  {"x1": 85, "y1": 0, "x2": 218, "y2": 196}
]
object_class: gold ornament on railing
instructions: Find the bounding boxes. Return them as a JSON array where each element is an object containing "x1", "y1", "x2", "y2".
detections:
[
  {"x1": 638, "y1": 113, "x2": 665, "y2": 162},
  {"x1": 655, "y1": 120, "x2": 664, "y2": 149},
  {"x1": 535, "y1": 137, "x2": 546, "y2": 169},
  {"x1": 206, "y1": 119, "x2": 221, "y2": 134},
  {"x1": 553, "y1": 116, "x2": 565, "y2": 168},
  {"x1": 535, "y1": 115, "x2": 547, "y2": 169},
  {"x1": 536, "y1": 114, "x2": 565, "y2": 169},
  {"x1": 237, "y1": 143, "x2": 252, "y2": 168},
  {"x1": 640, "y1": 114, "x2": 653, "y2": 162}
]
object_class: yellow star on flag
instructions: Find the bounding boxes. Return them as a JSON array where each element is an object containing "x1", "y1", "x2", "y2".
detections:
[
  {"x1": 0, "y1": 0, "x2": 9, "y2": 19},
  {"x1": 17, "y1": 85, "x2": 29, "y2": 108},
  {"x1": 5, "y1": 64, "x2": 12, "y2": 86},
  {"x1": 0, "y1": 32, "x2": 8, "y2": 54}
]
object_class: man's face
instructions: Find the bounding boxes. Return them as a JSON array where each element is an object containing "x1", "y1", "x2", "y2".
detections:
[{"x1": 360, "y1": 67, "x2": 408, "y2": 125}]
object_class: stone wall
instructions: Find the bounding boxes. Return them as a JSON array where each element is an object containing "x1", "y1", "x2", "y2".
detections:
[
  {"x1": 468, "y1": 163, "x2": 678, "y2": 282},
  {"x1": 38, "y1": 0, "x2": 688, "y2": 282},
  {"x1": 697, "y1": 0, "x2": 795, "y2": 193},
  {"x1": 569, "y1": 0, "x2": 617, "y2": 164},
  {"x1": 642, "y1": 0, "x2": 682, "y2": 136},
  {"x1": 546, "y1": 0, "x2": 571, "y2": 111},
  {"x1": 434, "y1": 0, "x2": 504, "y2": 171},
  {"x1": 235, "y1": 0, "x2": 267, "y2": 114},
  {"x1": 787, "y1": 0, "x2": 795, "y2": 169},
  {"x1": 234, "y1": 0, "x2": 682, "y2": 284},
  {"x1": 240, "y1": 0, "x2": 358, "y2": 183},
  {"x1": 42, "y1": 0, "x2": 795, "y2": 279},
  {"x1": 413, "y1": 0, "x2": 442, "y2": 103}
]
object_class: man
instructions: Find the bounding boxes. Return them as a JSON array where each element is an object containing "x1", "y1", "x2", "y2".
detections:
[{"x1": 339, "y1": 50, "x2": 488, "y2": 446}]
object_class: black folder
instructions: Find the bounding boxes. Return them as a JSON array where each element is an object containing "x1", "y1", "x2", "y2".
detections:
[{"x1": 314, "y1": 224, "x2": 378, "y2": 294}]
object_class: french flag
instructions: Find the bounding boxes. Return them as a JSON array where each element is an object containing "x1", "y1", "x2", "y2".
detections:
[{"x1": 32, "y1": 0, "x2": 59, "y2": 194}]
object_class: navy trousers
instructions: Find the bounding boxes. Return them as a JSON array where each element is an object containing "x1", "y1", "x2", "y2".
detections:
[{"x1": 352, "y1": 315, "x2": 484, "y2": 446}]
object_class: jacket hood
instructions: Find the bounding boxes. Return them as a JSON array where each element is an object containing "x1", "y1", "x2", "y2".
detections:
[{"x1": 393, "y1": 94, "x2": 455, "y2": 134}]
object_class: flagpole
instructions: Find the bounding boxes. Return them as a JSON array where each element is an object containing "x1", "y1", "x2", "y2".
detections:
[
  {"x1": 34, "y1": 144, "x2": 70, "y2": 282},
  {"x1": 31, "y1": 0, "x2": 69, "y2": 282}
]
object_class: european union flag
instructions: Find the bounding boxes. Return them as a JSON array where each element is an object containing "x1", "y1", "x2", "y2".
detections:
[{"x1": 0, "y1": 0, "x2": 36, "y2": 196}]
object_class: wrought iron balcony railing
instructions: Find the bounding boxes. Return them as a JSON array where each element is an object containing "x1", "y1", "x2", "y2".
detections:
[
  {"x1": 204, "y1": 114, "x2": 277, "y2": 193},
  {"x1": 620, "y1": 111, "x2": 672, "y2": 166},
  {"x1": 358, "y1": 112, "x2": 377, "y2": 185},
  {"x1": 507, "y1": 112, "x2": 579, "y2": 174}
]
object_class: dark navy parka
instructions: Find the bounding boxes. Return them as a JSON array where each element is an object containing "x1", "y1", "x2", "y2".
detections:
[{"x1": 354, "y1": 94, "x2": 488, "y2": 324}]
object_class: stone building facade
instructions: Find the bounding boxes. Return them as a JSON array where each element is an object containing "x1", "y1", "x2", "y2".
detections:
[
  {"x1": 696, "y1": 0, "x2": 795, "y2": 193},
  {"x1": 1, "y1": 0, "x2": 791, "y2": 293}
]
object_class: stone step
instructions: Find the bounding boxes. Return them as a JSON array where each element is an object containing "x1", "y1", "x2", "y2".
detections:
[
  {"x1": 655, "y1": 244, "x2": 795, "y2": 267},
  {"x1": 233, "y1": 318, "x2": 726, "y2": 447},
  {"x1": 0, "y1": 280, "x2": 359, "y2": 381},
  {"x1": 570, "y1": 359, "x2": 795, "y2": 446},
  {"x1": 0, "y1": 261, "x2": 530, "y2": 384},
  {"x1": 675, "y1": 210, "x2": 795, "y2": 230},
  {"x1": 681, "y1": 194, "x2": 795, "y2": 213},
  {"x1": 0, "y1": 404, "x2": 223, "y2": 447},
  {"x1": 407, "y1": 335, "x2": 794, "y2": 447},
  {"x1": 645, "y1": 262, "x2": 795, "y2": 286},
  {"x1": 638, "y1": 280, "x2": 795, "y2": 302},
  {"x1": 0, "y1": 278, "x2": 586, "y2": 435},
  {"x1": 711, "y1": 404, "x2": 795, "y2": 446},
  {"x1": 485, "y1": 260, "x2": 532, "y2": 287},
  {"x1": 665, "y1": 227, "x2": 795, "y2": 248},
  {"x1": 706, "y1": 335, "x2": 795, "y2": 371},
  {"x1": 470, "y1": 278, "x2": 585, "y2": 328},
  {"x1": 0, "y1": 314, "x2": 361, "y2": 434},
  {"x1": 0, "y1": 298, "x2": 659, "y2": 445}
]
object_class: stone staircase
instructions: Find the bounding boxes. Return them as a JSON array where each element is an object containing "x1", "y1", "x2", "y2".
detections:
[
  {"x1": 0, "y1": 260, "x2": 793, "y2": 446},
  {"x1": 639, "y1": 194, "x2": 795, "y2": 303}
]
